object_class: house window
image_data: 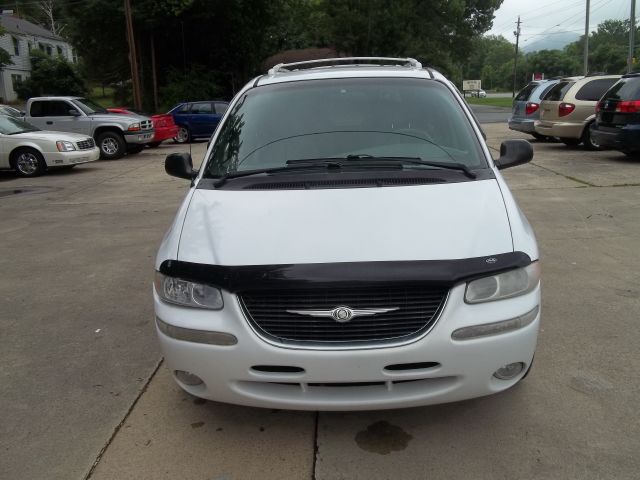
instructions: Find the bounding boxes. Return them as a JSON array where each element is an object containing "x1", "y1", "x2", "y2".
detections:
[
  {"x1": 46, "y1": 45, "x2": 52, "y2": 56},
  {"x1": 38, "y1": 42, "x2": 45, "y2": 52},
  {"x1": 11, "y1": 74, "x2": 23, "y2": 91},
  {"x1": 12, "y1": 37, "x2": 19, "y2": 56},
  {"x1": 28, "y1": 42, "x2": 32, "y2": 51},
  {"x1": 56, "y1": 46, "x2": 63, "y2": 56}
]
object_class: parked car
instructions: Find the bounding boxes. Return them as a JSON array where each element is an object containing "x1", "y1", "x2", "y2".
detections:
[
  {"x1": 23, "y1": 97, "x2": 154, "y2": 159},
  {"x1": 154, "y1": 57, "x2": 540, "y2": 410},
  {"x1": 470, "y1": 89, "x2": 486, "y2": 98},
  {"x1": 168, "y1": 101, "x2": 229, "y2": 143},
  {"x1": 509, "y1": 79, "x2": 561, "y2": 139},
  {"x1": 0, "y1": 104, "x2": 23, "y2": 117},
  {"x1": 590, "y1": 73, "x2": 640, "y2": 156},
  {"x1": 534, "y1": 75, "x2": 620, "y2": 149},
  {"x1": 107, "y1": 107, "x2": 179, "y2": 147},
  {"x1": 0, "y1": 114, "x2": 99, "y2": 177}
]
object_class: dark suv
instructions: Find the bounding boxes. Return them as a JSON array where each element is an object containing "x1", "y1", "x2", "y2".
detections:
[{"x1": 590, "y1": 73, "x2": 640, "y2": 155}]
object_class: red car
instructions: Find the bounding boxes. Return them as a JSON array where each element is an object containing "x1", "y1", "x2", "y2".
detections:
[{"x1": 107, "y1": 108, "x2": 179, "y2": 147}]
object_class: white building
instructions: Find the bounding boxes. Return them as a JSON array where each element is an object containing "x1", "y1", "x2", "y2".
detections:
[{"x1": 0, "y1": 12, "x2": 75, "y2": 102}]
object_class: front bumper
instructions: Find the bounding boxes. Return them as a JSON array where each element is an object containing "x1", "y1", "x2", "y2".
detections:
[
  {"x1": 45, "y1": 147, "x2": 100, "y2": 166},
  {"x1": 154, "y1": 283, "x2": 541, "y2": 411},
  {"x1": 534, "y1": 120, "x2": 583, "y2": 139},
  {"x1": 124, "y1": 129, "x2": 155, "y2": 145}
]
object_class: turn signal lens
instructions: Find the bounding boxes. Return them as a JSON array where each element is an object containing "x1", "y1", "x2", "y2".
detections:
[
  {"x1": 525, "y1": 102, "x2": 539, "y2": 115},
  {"x1": 559, "y1": 103, "x2": 575, "y2": 117},
  {"x1": 452, "y1": 305, "x2": 539, "y2": 340}
]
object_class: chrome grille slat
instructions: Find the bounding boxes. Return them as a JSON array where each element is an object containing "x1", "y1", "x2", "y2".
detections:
[
  {"x1": 240, "y1": 285, "x2": 448, "y2": 346},
  {"x1": 76, "y1": 138, "x2": 96, "y2": 150}
]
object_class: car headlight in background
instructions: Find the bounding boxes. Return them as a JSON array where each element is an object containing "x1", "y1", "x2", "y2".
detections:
[
  {"x1": 465, "y1": 262, "x2": 540, "y2": 304},
  {"x1": 56, "y1": 140, "x2": 76, "y2": 152},
  {"x1": 154, "y1": 272, "x2": 223, "y2": 309},
  {"x1": 128, "y1": 122, "x2": 141, "y2": 131}
]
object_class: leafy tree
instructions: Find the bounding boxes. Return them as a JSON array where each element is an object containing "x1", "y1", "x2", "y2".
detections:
[
  {"x1": 15, "y1": 50, "x2": 85, "y2": 99},
  {"x1": 159, "y1": 65, "x2": 223, "y2": 109}
]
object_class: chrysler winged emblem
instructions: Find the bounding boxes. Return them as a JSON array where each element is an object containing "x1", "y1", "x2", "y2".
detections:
[{"x1": 286, "y1": 306, "x2": 398, "y2": 323}]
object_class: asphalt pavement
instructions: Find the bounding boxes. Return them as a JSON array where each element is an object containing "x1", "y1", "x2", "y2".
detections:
[{"x1": 1, "y1": 125, "x2": 639, "y2": 479}]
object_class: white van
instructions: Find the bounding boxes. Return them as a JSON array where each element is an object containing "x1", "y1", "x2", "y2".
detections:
[{"x1": 153, "y1": 58, "x2": 541, "y2": 410}]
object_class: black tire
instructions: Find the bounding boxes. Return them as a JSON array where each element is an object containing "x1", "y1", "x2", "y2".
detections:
[
  {"x1": 559, "y1": 137, "x2": 580, "y2": 146},
  {"x1": 581, "y1": 123, "x2": 601, "y2": 151},
  {"x1": 127, "y1": 145, "x2": 144, "y2": 155},
  {"x1": 531, "y1": 133, "x2": 546, "y2": 141},
  {"x1": 96, "y1": 131, "x2": 126, "y2": 160},
  {"x1": 174, "y1": 126, "x2": 190, "y2": 144},
  {"x1": 147, "y1": 141, "x2": 161, "y2": 148},
  {"x1": 11, "y1": 148, "x2": 46, "y2": 177}
]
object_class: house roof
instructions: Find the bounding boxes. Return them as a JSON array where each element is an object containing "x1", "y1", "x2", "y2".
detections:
[{"x1": 0, "y1": 14, "x2": 63, "y2": 41}]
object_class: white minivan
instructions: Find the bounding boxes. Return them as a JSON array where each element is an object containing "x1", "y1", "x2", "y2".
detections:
[{"x1": 154, "y1": 58, "x2": 541, "y2": 410}]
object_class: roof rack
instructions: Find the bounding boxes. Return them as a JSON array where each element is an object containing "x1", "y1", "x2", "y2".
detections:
[{"x1": 268, "y1": 57, "x2": 422, "y2": 75}]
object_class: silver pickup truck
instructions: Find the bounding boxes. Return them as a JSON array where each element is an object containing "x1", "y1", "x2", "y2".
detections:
[{"x1": 23, "y1": 96, "x2": 154, "y2": 159}]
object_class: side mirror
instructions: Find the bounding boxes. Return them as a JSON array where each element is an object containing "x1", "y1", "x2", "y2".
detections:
[
  {"x1": 494, "y1": 139, "x2": 533, "y2": 170},
  {"x1": 68, "y1": 109, "x2": 81, "y2": 117},
  {"x1": 165, "y1": 152, "x2": 196, "y2": 180}
]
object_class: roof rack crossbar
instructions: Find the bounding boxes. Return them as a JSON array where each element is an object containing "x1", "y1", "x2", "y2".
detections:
[{"x1": 268, "y1": 57, "x2": 422, "y2": 75}]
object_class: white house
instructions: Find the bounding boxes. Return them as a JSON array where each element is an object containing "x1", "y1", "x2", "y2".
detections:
[{"x1": 0, "y1": 12, "x2": 75, "y2": 102}]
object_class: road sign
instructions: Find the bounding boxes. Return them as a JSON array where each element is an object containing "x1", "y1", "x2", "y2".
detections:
[{"x1": 462, "y1": 79, "x2": 481, "y2": 91}]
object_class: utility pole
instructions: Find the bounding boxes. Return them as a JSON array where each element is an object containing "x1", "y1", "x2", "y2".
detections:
[
  {"x1": 124, "y1": 0, "x2": 142, "y2": 110},
  {"x1": 512, "y1": 16, "x2": 521, "y2": 98},
  {"x1": 584, "y1": 0, "x2": 590, "y2": 75},
  {"x1": 628, "y1": 0, "x2": 636, "y2": 73}
]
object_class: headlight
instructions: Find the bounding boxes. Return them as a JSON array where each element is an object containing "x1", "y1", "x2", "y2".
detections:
[
  {"x1": 465, "y1": 262, "x2": 540, "y2": 304},
  {"x1": 56, "y1": 140, "x2": 76, "y2": 152},
  {"x1": 154, "y1": 272, "x2": 223, "y2": 309},
  {"x1": 128, "y1": 122, "x2": 141, "y2": 131}
]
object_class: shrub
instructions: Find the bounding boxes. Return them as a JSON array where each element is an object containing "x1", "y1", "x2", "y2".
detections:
[{"x1": 16, "y1": 50, "x2": 86, "y2": 100}]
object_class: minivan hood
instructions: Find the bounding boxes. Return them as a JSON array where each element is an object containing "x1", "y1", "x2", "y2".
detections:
[{"x1": 177, "y1": 179, "x2": 513, "y2": 266}]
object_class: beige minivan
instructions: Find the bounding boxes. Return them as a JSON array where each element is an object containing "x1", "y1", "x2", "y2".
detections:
[{"x1": 534, "y1": 75, "x2": 620, "y2": 149}]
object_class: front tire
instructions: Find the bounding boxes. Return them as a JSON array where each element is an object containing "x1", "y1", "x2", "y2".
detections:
[
  {"x1": 97, "y1": 131, "x2": 126, "y2": 160},
  {"x1": 127, "y1": 145, "x2": 144, "y2": 154},
  {"x1": 11, "y1": 148, "x2": 46, "y2": 177},
  {"x1": 147, "y1": 141, "x2": 161, "y2": 148},
  {"x1": 174, "y1": 126, "x2": 190, "y2": 144},
  {"x1": 531, "y1": 133, "x2": 547, "y2": 141}
]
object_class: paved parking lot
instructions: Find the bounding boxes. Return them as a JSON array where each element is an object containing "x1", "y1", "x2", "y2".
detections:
[{"x1": 1, "y1": 124, "x2": 639, "y2": 479}]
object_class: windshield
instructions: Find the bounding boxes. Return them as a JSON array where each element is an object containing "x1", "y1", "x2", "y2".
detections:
[
  {"x1": 74, "y1": 98, "x2": 108, "y2": 115},
  {"x1": 205, "y1": 78, "x2": 486, "y2": 177},
  {"x1": 0, "y1": 115, "x2": 40, "y2": 134}
]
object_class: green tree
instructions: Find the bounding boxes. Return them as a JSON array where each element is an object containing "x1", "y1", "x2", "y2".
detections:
[{"x1": 15, "y1": 50, "x2": 85, "y2": 99}]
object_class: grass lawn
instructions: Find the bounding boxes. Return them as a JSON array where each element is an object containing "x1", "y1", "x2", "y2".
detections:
[
  {"x1": 465, "y1": 96, "x2": 514, "y2": 108},
  {"x1": 88, "y1": 85, "x2": 118, "y2": 108}
]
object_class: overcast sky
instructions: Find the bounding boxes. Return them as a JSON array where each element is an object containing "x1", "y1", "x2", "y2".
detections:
[{"x1": 488, "y1": 0, "x2": 635, "y2": 45}]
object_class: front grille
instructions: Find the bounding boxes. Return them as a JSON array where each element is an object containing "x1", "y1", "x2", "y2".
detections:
[
  {"x1": 240, "y1": 285, "x2": 448, "y2": 346},
  {"x1": 141, "y1": 119, "x2": 153, "y2": 130},
  {"x1": 76, "y1": 138, "x2": 95, "y2": 150}
]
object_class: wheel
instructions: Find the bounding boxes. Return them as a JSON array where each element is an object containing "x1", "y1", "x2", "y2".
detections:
[
  {"x1": 174, "y1": 126, "x2": 190, "y2": 144},
  {"x1": 581, "y1": 124, "x2": 600, "y2": 151},
  {"x1": 127, "y1": 145, "x2": 144, "y2": 154},
  {"x1": 147, "y1": 141, "x2": 161, "y2": 148},
  {"x1": 531, "y1": 133, "x2": 547, "y2": 141},
  {"x1": 559, "y1": 137, "x2": 580, "y2": 146},
  {"x1": 11, "y1": 148, "x2": 46, "y2": 177},
  {"x1": 96, "y1": 131, "x2": 126, "y2": 159}
]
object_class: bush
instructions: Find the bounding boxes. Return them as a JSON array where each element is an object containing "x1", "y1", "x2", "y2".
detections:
[
  {"x1": 159, "y1": 65, "x2": 223, "y2": 109},
  {"x1": 16, "y1": 50, "x2": 86, "y2": 100}
]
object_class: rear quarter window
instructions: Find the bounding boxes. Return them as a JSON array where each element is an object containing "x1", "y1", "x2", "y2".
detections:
[
  {"x1": 575, "y1": 78, "x2": 620, "y2": 101},
  {"x1": 602, "y1": 78, "x2": 640, "y2": 101},
  {"x1": 515, "y1": 83, "x2": 538, "y2": 102},
  {"x1": 533, "y1": 82, "x2": 556, "y2": 102},
  {"x1": 544, "y1": 81, "x2": 574, "y2": 101}
]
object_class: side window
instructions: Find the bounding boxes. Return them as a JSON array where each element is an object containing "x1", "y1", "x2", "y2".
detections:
[
  {"x1": 215, "y1": 103, "x2": 229, "y2": 114},
  {"x1": 544, "y1": 81, "x2": 574, "y2": 101},
  {"x1": 575, "y1": 78, "x2": 620, "y2": 101},
  {"x1": 30, "y1": 101, "x2": 46, "y2": 117},
  {"x1": 515, "y1": 83, "x2": 537, "y2": 102},
  {"x1": 48, "y1": 101, "x2": 75, "y2": 116},
  {"x1": 191, "y1": 102, "x2": 213, "y2": 114},
  {"x1": 534, "y1": 83, "x2": 556, "y2": 101}
]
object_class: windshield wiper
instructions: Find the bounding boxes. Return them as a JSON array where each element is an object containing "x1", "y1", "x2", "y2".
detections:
[
  {"x1": 289, "y1": 155, "x2": 476, "y2": 179},
  {"x1": 212, "y1": 162, "x2": 343, "y2": 188}
]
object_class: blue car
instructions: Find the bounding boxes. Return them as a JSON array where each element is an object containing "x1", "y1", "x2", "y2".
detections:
[{"x1": 169, "y1": 101, "x2": 229, "y2": 143}]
